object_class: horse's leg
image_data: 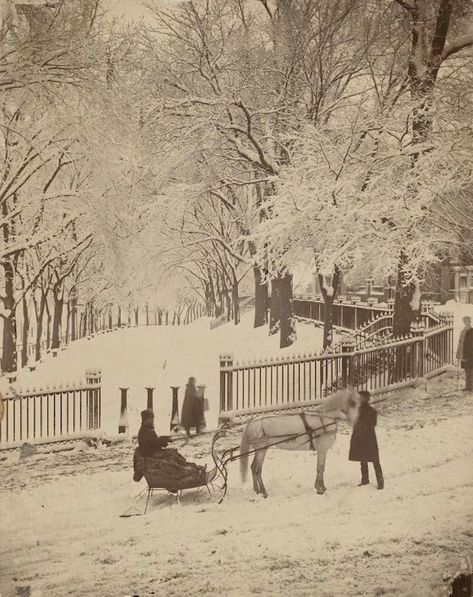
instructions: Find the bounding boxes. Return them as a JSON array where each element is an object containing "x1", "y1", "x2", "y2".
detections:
[
  {"x1": 250, "y1": 455, "x2": 260, "y2": 494},
  {"x1": 315, "y1": 448, "x2": 328, "y2": 495},
  {"x1": 254, "y1": 448, "x2": 268, "y2": 498}
]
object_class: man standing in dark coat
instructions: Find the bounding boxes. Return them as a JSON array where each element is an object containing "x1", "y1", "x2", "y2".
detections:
[
  {"x1": 349, "y1": 390, "x2": 384, "y2": 489},
  {"x1": 457, "y1": 316, "x2": 473, "y2": 391}
]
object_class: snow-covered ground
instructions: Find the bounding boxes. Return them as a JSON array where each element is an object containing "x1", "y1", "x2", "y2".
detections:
[
  {"x1": 1, "y1": 312, "x2": 328, "y2": 437},
  {"x1": 0, "y1": 373, "x2": 472, "y2": 596}
]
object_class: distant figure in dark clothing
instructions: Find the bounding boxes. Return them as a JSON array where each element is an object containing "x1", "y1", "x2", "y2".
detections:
[
  {"x1": 181, "y1": 377, "x2": 205, "y2": 438},
  {"x1": 349, "y1": 391, "x2": 384, "y2": 490},
  {"x1": 133, "y1": 409, "x2": 206, "y2": 487},
  {"x1": 457, "y1": 316, "x2": 473, "y2": 391}
]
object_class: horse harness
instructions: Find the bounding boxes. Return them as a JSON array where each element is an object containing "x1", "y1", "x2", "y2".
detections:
[{"x1": 299, "y1": 413, "x2": 336, "y2": 450}]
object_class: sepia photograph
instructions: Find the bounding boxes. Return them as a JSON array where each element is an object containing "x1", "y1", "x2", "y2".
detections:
[{"x1": 0, "y1": 0, "x2": 472, "y2": 595}]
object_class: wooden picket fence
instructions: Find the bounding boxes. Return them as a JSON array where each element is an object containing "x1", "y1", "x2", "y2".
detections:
[
  {"x1": 219, "y1": 314, "x2": 454, "y2": 421},
  {"x1": 0, "y1": 370, "x2": 101, "y2": 448}
]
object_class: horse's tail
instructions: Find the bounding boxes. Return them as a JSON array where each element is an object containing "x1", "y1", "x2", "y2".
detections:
[{"x1": 240, "y1": 426, "x2": 250, "y2": 483}]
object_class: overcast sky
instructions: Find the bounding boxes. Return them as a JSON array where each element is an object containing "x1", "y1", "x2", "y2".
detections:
[
  {"x1": 105, "y1": 0, "x2": 177, "y2": 22},
  {"x1": 105, "y1": 0, "x2": 149, "y2": 21}
]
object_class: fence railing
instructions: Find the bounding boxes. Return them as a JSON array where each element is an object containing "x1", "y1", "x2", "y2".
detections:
[
  {"x1": 0, "y1": 370, "x2": 101, "y2": 448},
  {"x1": 219, "y1": 316, "x2": 454, "y2": 420},
  {"x1": 294, "y1": 295, "x2": 441, "y2": 333}
]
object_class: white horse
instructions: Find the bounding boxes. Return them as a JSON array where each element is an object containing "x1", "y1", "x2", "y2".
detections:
[{"x1": 239, "y1": 386, "x2": 360, "y2": 497}]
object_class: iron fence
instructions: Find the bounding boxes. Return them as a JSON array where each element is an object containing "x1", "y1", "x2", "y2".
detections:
[{"x1": 219, "y1": 317, "x2": 454, "y2": 420}]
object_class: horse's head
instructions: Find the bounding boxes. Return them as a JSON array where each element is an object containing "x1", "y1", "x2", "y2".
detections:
[{"x1": 339, "y1": 385, "x2": 360, "y2": 425}]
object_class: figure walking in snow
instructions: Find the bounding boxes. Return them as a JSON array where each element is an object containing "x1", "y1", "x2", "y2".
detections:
[
  {"x1": 456, "y1": 316, "x2": 473, "y2": 391},
  {"x1": 181, "y1": 377, "x2": 205, "y2": 438},
  {"x1": 349, "y1": 390, "x2": 384, "y2": 490}
]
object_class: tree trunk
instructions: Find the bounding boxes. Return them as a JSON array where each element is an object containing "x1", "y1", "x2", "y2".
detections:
[
  {"x1": 70, "y1": 288, "x2": 78, "y2": 341},
  {"x1": 65, "y1": 300, "x2": 71, "y2": 344},
  {"x1": 275, "y1": 273, "x2": 296, "y2": 349},
  {"x1": 1, "y1": 258, "x2": 18, "y2": 372},
  {"x1": 21, "y1": 296, "x2": 29, "y2": 367},
  {"x1": 35, "y1": 294, "x2": 47, "y2": 361},
  {"x1": 46, "y1": 302, "x2": 52, "y2": 350},
  {"x1": 319, "y1": 266, "x2": 341, "y2": 349},
  {"x1": 225, "y1": 291, "x2": 231, "y2": 322},
  {"x1": 392, "y1": 252, "x2": 420, "y2": 338},
  {"x1": 1, "y1": 200, "x2": 18, "y2": 373},
  {"x1": 232, "y1": 280, "x2": 240, "y2": 325},
  {"x1": 51, "y1": 291, "x2": 64, "y2": 350},
  {"x1": 253, "y1": 266, "x2": 268, "y2": 328},
  {"x1": 118, "y1": 305, "x2": 122, "y2": 327},
  {"x1": 269, "y1": 278, "x2": 280, "y2": 336}
]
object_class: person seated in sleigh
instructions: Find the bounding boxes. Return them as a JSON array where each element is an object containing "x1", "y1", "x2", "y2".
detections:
[{"x1": 133, "y1": 409, "x2": 207, "y2": 490}]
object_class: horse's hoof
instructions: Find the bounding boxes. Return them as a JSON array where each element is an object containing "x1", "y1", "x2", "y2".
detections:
[{"x1": 315, "y1": 485, "x2": 326, "y2": 495}]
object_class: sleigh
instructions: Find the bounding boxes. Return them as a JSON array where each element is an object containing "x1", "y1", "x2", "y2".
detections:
[{"x1": 121, "y1": 429, "x2": 230, "y2": 516}]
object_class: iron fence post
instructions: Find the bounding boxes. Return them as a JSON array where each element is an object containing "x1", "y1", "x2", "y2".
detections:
[
  {"x1": 170, "y1": 386, "x2": 180, "y2": 431},
  {"x1": 146, "y1": 387, "x2": 154, "y2": 411},
  {"x1": 86, "y1": 369, "x2": 102, "y2": 430},
  {"x1": 411, "y1": 322, "x2": 426, "y2": 379},
  {"x1": 118, "y1": 388, "x2": 129, "y2": 434},
  {"x1": 341, "y1": 337, "x2": 356, "y2": 388},
  {"x1": 219, "y1": 354, "x2": 233, "y2": 413}
]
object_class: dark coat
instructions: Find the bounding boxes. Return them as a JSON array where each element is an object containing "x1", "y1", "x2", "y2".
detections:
[
  {"x1": 137, "y1": 423, "x2": 171, "y2": 457},
  {"x1": 349, "y1": 403, "x2": 379, "y2": 463},
  {"x1": 181, "y1": 383, "x2": 204, "y2": 429},
  {"x1": 461, "y1": 328, "x2": 473, "y2": 369}
]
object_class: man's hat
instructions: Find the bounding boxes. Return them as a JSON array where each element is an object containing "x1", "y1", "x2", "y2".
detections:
[
  {"x1": 141, "y1": 409, "x2": 154, "y2": 421},
  {"x1": 358, "y1": 390, "x2": 371, "y2": 400}
]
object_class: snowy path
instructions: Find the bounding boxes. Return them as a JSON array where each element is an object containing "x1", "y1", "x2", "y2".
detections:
[{"x1": 1, "y1": 375, "x2": 472, "y2": 597}]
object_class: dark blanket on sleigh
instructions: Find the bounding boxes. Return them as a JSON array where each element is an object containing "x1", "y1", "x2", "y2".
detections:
[{"x1": 133, "y1": 447, "x2": 207, "y2": 491}]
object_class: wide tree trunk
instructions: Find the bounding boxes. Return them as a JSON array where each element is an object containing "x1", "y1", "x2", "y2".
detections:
[
  {"x1": 275, "y1": 273, "x2": 296, "y2": 349},
  {"x1": 253, "y1": 266, "x2": 268, "y2": 328},
  {"x1": 1, "y1": 200, "x2": 18, "y2": 373},
  {"x1": 51, "y1": 292, "x2": 64, "y2": 350},
  {"x1": 1, "y1": 259, "x2": 18, "y2": 372}
]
